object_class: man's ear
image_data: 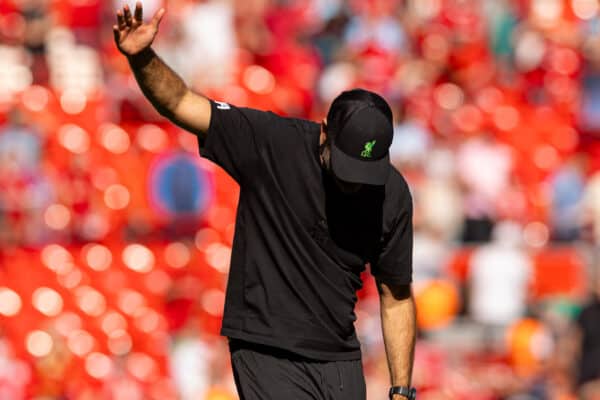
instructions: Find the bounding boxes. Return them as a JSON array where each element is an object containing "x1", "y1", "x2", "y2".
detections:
[{"x1": 320, "y1": 118, "x2": 329, "y2": 146}]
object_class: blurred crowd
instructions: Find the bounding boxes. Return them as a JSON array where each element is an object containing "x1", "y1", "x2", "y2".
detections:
[{"x1": 1, "y1": 0, "x2": 600, "y2": 399}]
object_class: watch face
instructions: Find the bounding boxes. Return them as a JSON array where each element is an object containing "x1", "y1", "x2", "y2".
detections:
[{"x1": 410, "y1": 388, "x2": 417, "y2": 400}]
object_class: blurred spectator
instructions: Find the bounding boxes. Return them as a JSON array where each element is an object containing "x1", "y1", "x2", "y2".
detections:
[
  {"x1": 0, "y1": 333, "x2": 31, "y2": 399},
  {"x1": 56, "y1": 155, "x2": 94, "y2": 243},
  {"x1": 157, "y1": 0, "x2": 237, "y2": 89},
  {"x1": 412, "y1": 230, "x2": 450, "y2": 287},
  {"x1": 576, "y1": 267, "x2": 600, "y2": 394},
  {"x1": 0, "y1": 108, "x2": 52, "y2": 246},
  {"x1": 416, "y1": 147, "x2": 463, "y2": 242},
  {"x1": 344, "y1": 0, "x2": 407, "y2": 55},
  {"x1": 457, "y1": 133, "x2": 513, "y2": 242},
  {"x1": 583, "y1": 171, "x2": 600, "y2": 245},
  {"x1": 410, "y1": 148, "x2": 462, "y2": 289},
  {"x1": 311, "y1": 5, "x2": 349, "y2": 66},
  {"x1": 468, "y1": 222, "x2": 533, "y2": 334},
  {"x1": 32, "y1": 330, "x2": 71, "y2": 397},
  {"x1": 0, "y1": 109, "x2": 41, "y2": 172},
  {"x1": 389, "y1": 117, "x2": 432, "y2": 167},
  {"x1": 20, "y1": 0, "x2": 52, "y2": 83},
  {"x1": 548, "y1": 155, "x2": 586, "y2": 242},
  {"x1": 169, "y1": 323, "x2": 211, "y2": 400}
]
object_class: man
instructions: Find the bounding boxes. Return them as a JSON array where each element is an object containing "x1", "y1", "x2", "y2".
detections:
[{"x1": 113, "y1": 3, "x2": 416, "y2": 400}]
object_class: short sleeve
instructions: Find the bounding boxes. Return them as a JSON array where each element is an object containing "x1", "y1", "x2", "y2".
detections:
[
  {"x1": 371, "y1": 194, "x2": 413, "y2": 285},
  {"x1": 199, "y1": 100, "x2": 277, "y2": 184}
]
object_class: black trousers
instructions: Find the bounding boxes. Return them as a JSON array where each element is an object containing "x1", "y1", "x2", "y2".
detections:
[{"x1": 229, "y1": 340, "x2": 366, "y2": 400}]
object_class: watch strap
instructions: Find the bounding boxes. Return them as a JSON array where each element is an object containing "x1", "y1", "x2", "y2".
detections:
[{"x1": 389, "y1": 386, "x2": 416, "y2": 400}]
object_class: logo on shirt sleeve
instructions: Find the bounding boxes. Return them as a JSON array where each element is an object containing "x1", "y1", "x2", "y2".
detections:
[{"x1": 215, "y1": 101, "x2": 231, "y2": 110}]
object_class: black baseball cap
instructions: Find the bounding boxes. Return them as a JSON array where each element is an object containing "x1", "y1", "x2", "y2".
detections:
[{"x1": 329, "y1": 101, "x2": 394, "y2": 186}]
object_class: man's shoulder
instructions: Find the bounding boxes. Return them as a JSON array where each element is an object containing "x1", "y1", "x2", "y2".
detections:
[
  {"x1": 241, "y1": 107, "x2": 319, "y2": 134},
  {"x1": 379, "y1": 166, "x2": 413, "y2": 222},
  {"x1": 227, "y1": 106, "x2": 320, "y2": 149},
  {"x1": 261, "y1": 112, "x2": 320, "y2": 143},
  {"x1": 386, "y1": 166, "x2": 412, "y2": 201},
  {"x1": 285, "y1": 115, "x2": 320, "y2": 135}
]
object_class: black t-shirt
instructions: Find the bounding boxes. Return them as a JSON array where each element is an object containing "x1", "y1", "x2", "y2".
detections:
[{"x1": 198, "y1": 100, "x2": 413, "y2": 361}]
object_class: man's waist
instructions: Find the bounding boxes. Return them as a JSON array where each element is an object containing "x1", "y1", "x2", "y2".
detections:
[{"x1": 222, "y1": 327, "x2": 362, "y2": 361}]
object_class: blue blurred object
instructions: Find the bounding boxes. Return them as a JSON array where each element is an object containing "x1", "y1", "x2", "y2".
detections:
[
  {"x1": 0, "y1": 124, "x2": 41, "y2": 170},
  {"x1": 549, "y1": 159, "x2": 585, "y2": 241},
  {"x1": 580, "y1": 73, "x2": 600, "y2": 133},
  {"x1": 149, "y1": 151, "x2": 213, "y2": 218}
]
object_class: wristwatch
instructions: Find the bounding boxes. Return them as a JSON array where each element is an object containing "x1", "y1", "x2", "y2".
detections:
[{"x1": 389, "y1": 386, "x2": 417, "y2": 400}]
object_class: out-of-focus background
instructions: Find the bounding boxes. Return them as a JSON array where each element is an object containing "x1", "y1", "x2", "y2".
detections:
[{"x1": 1, "y1": 0, "x2": 600, "y2": 399}]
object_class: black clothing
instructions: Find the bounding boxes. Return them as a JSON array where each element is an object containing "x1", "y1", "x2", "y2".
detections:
[
  {"x1": 199, "y1": 100, "x2": 413, "y2": 361},
  {"x1": 329, "y1": 103, "x2": 393, "y2": 185},
  {"x1": 461, "y1": 217, "x2": 494, "y2": 243},
  {"x1": 577, "y1": 297, "x2": 600, "y2": 386},
  {"x1": 229, "y1": 339, "x2": 366, "y2": 400}
]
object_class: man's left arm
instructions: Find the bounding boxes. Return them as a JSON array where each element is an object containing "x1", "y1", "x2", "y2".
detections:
[{"x1": 377, "y1": 280, "x2": 416, "y2": 399}]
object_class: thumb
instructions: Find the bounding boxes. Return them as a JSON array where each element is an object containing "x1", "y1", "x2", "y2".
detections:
[{"x1": 151, "y1": 8, "x2": 165, "y2": 29}]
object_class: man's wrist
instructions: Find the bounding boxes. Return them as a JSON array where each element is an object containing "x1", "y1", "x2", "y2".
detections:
[
  {"x1": 389, "y1": 386, "x2": 416, "y2": 400},
  {"x1": 127, "y1": 47, "x2": 155, "y2": 68}
]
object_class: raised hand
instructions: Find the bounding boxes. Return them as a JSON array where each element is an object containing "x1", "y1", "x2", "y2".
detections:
[{"x1": 113, "y1": 2, "x2": 165, "y2": 56}]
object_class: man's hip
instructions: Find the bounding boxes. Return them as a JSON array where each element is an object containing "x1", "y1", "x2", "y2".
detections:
[{"x1": 229, "y1": 339, "x2": 366, "y2": 400}]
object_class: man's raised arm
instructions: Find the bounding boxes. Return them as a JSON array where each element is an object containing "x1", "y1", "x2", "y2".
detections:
[{"x1": 113, "y1": 2, "x2": 211, "y2": 136}]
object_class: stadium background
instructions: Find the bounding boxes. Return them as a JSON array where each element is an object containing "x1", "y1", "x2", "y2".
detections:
[{"x1": 1, "y1": 0, "x2": 600, "y2": 398}]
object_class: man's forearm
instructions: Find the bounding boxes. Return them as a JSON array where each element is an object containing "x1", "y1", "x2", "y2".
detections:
[
  {"x1": 127, "y1": 48, "x2": 188, "y2": 118},
  {"x1": 380, "y1": 286, "x2": 416, "y2": 388}
]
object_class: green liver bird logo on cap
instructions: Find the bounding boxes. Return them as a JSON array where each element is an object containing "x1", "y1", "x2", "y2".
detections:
[{"x1": 361, "y1": 140, "x2": 376, "y2": 158}]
